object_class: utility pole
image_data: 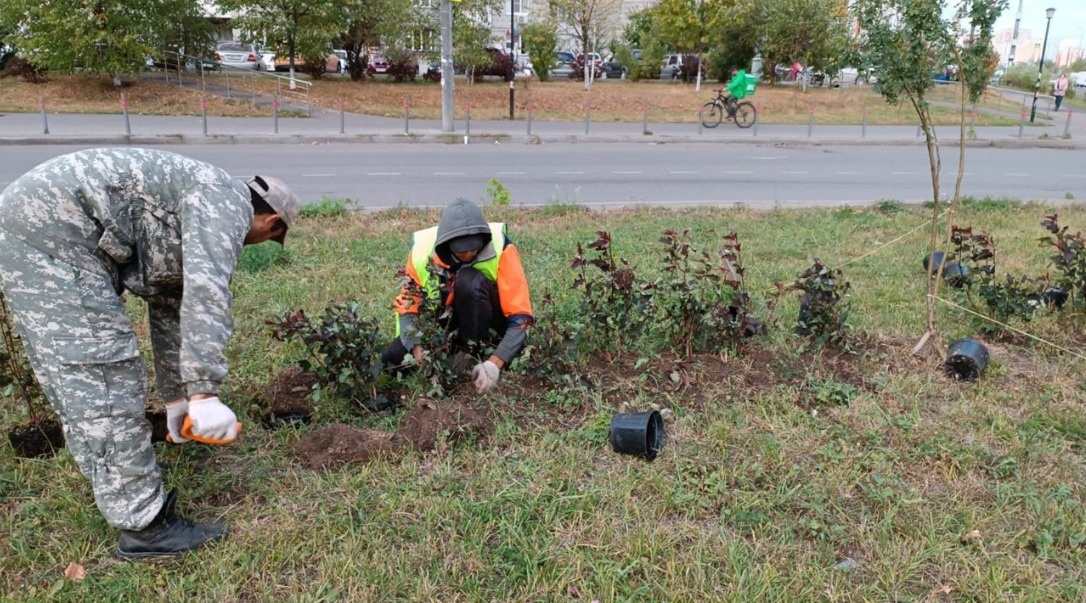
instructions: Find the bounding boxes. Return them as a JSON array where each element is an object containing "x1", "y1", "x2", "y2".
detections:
[
  {"x1": 441, "y1": 0, "x2": 454, "y2": 132},
  {"x1": 509, "y1": 0, "x2": 515, "y2": 120}
]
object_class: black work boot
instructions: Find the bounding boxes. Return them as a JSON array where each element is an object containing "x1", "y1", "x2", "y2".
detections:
[{"x1": 115, "y1": 489, "x2": 225, "y2": 560}]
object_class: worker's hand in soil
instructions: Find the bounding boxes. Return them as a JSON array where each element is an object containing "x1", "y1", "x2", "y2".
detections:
[
  {"x1": 411, "y1": 345, "x2": 424, "y2": 364},
  {"x1": 164, "y1": 398, "x2": 190, "y2": 444},
  {"x1": 472, "y1": 360, "x2": 501, "y2": 394},
  {"x1": 182, "y1": 396, "x2": 241, "y2": 445}
]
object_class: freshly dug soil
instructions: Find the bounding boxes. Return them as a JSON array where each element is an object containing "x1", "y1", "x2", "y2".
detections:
[
  {"x1": 291, "y1": 398, "x2": 492, "y2": 469},
  {"x1": 8, "y1": 419, "x2": 64, "y2": 458},
  {"x1": 396, "y1": 399, "x2": 491, "y2": 452},
  {"x1": 146, "y1": 408, "x2": 169, "y2": 443},
  {"x1": 264, "y1": 368, "x2": 316, "y2": 428},
  {"x1": 290, "y1": 424, "x2": 406, "y2": 470}
]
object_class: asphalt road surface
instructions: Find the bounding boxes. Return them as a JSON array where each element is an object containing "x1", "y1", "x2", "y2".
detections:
[{"x1": 1, "y1": 143, "x2": 1081, "y2": 208}]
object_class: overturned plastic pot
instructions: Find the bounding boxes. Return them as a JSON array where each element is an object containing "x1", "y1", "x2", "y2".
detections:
[
  {"x1": 942, "y1": 261, "x2": 970, "y2": 288},
  {"x1": 944, "y1": 338, "x2": 989, "y2": 381},
  {"x1": 1042, "y1": 286, "x2": 1068, "y2": 309},
  {"x1": 609, "y1": 410, "x2": 665, "y2": 461},
  {"x1": 923, "y1": 250, "x2": 946, "y2": 273}
]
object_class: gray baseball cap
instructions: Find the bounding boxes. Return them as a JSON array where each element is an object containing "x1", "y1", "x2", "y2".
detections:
[{"x1": 247, "y1": 175, "x2": 299, "y2": 245}]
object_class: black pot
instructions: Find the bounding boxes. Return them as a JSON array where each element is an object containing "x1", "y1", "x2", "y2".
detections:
[
  {"x1": 942, "y1": 261, "x2": 970, "y2": 288},
  {"x1": 923, "y1": 250, "x2": 946, "y2": 273},
  {"x1": 262, "y1": 410, "x2": 312, "y2": 429},
  {"x1": 1043, "y1": 286, "x2": 1068, "y2": 309},
  {"x1": 609, "y1": 410, "x2": 664, "y2": 461},
  {"x1": 945, "y1": 338, "x2": 989, "y2": 381}
]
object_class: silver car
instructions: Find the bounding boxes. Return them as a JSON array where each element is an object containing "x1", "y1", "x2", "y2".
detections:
[{"x1": 216, "y1": 42, "x2": 263, "y2": 71}]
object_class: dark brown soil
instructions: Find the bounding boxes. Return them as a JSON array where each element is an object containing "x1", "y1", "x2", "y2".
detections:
[
  {"x1": 263, "y1": 368, "x2": 316, "y2": 428},
  {"x1": 290, "y1": 424, "x2": 407, "y2": 470},
  {"x1": 8, "y1": 419, "x2": 64, "y2": 458},
  {"x1": 146, "y1": 408, "x2": 169, "y2": 443},
  {"x1": 291, "y1": 398, "x2": 492, "y2": 469},
  {"x1": 396, "y1": 398, "x2": 492, "y2": 452}
]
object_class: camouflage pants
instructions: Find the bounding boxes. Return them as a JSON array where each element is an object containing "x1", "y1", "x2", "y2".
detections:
[{"x1": 0, "y1": 229, "x2": 164, "y2": 531}]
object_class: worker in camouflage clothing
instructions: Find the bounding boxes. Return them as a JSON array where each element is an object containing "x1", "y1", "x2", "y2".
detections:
[{"x1": 0, "y1": 148, "x2": 299, "y2": 559}]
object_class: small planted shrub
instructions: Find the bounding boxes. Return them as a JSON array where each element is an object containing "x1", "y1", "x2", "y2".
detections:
[
  {"x1": 299, "y1": 198, "x2": 349, "y2": 218},
  {"x1": 571, "y1": 231, "x2": 655, "y2": 357},
  {"x1": 385, "y1": 48, "x2": 418, "y2": 83},
  {"x1": 1, "y1": 291, "x2": 63, "y2": 458},
  {"x1": 1039, "y1": 213, "x2": 1086, "y2": 311},
  {"x1": 393, "y1": 265, "x2": 461, "y2": 396},
  {"x1": 951, "y1": 225, "x2": 1047, "y2": 323},
  {"x1": 515, "y1": 293, "x2": 580, "y2": 388},
  {"x1": 486, "y1": 178, "x2": 511, "y2": 206},
  {"x1": 654, "y1": 229, "x2": 761, "y2": 358},
  {"x1": 267, "y1": 302, "x2": 389, "y2": 412},
  {"x1": 790, "y1": 258, "x2": 851, "y2": 348}
]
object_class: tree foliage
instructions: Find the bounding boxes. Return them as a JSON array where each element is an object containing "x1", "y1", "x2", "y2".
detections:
[
  {"x1": 754, "y1": 0, "x2": 850, "y2": 75},
  {"x1": 0, "y1": 0, "x2": 213, "y2": 81},
  {"x1": 522, "y1": 22, "x2": 559, "y2": 81}
]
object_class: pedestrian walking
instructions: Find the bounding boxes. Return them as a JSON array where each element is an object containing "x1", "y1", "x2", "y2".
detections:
[
  {"x1": 0, "y1": 147, "x2": 299, "y2": 559},
  {"x1": 1053, "y1": 73, "x2": 1069, "y2": 111}
]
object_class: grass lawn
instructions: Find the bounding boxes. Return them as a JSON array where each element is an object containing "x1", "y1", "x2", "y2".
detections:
[
  {"x1": 3, "y1": 197, "x2": 1085, "y2": 601},
  {"x1": 0, "y1": 73, "x2": 1028, "y2": 126}
]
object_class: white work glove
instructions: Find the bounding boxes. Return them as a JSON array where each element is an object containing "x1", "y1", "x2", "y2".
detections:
[
  {"x1": 164, "y1": 398, "x2": 190, "y2": 444},
  {"x1": 185, "y1": 396, "x2": 239, "y2": 443},
  {"x1": 472, "y1": 360, "x2": 501, "y2": 394}
]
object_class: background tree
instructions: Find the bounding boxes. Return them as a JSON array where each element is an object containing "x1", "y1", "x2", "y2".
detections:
[
  {"x1": 219, "y1": 0, "x2": 343, "y2": 87},
  {"x1": 522, "y1": 22, "x2": 559, "y2": 81},
  {"x1": 550, "y1": 0, "x2": 623, "y2": 89},
  {"x1": 853, "y1": 0, "x2": 1005, "y2": 355},
  {"x1": 754, "y1": 0, "x2": 850, "y2": 84},
  {"x1": 336, "y1": 0, "x2": 412, "y2": 81},
  {"x1": 0, "y1": 0, "x2": 209, "y2": 85}
]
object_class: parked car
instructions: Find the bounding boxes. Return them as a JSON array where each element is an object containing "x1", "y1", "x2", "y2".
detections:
[
  {"x1": 215, "y1": 42, "x2": 263, "y2": 71},
  {"x1": 551, "y1": 59, "x2": 573, "y2": 79},
  {"x1": 260, "y1": 52, "x2": 276, "y2": 72},
  {"x1": 601, "y1": 59, "x2": 627, "y2": 80},
  {"x1": 275, "y1": 52, "x2": 340, "y2": 74},
  {"x1": 368, "y1": 55, "x2": 389, "y2": 74},
  {"x1": 576, "y1": 53, "x2": 604, "y2": 69},
  {"x1": 332, "y1": 49, "x2": 348, "y2": 74},
  {"x1": 661, "y1": 53, "x2": 687, "y2": 79},
  {"x1": 556, "y1": 51, "x2": 575, "y2": 65}
]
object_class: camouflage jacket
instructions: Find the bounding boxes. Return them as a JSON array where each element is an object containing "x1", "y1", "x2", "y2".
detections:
[{"x1": 0, "y1": 148, "x2": 253, "y2": 399}]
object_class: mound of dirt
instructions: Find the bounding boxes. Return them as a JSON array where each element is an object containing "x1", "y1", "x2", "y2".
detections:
[
  {"x1": 290, "y1": 398, "x2": 492, "y2": 469},
  {"x1": 290, "y1": 424, "x2": 406, "y2": 470},
  {"x1": 264, "y1": 368, "x2": 316, "y2": 427},
  {"x1": 397, "y1": 398, "x2": 492, "y2": 452}
]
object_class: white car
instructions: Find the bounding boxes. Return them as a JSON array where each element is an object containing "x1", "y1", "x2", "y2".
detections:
[{"x1": 260, "y1": 52, "x2": 276, "y2": 72}]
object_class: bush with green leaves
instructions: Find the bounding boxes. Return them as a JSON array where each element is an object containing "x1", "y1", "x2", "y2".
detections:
[
  {"x1": 950, "y1": 225, "x2": 1048, "y2": 324},
  {"x1": 791, "y1": 259, "x2": 850, "y2": 348},
  {"x1": 654, "y1": 229, "x2": 761, "y2": 357},
  {"x1": 267, "y1": 302, "x2": 387, "y2": 411},
  {"x1": 1039, "y1": 213, "x2": 1086, "y2": 311},
  {"x1": 571, "y1": 231, "x2": 655, "y2": 357},
  {"x1": 0, "y1": 291, "x2": 48, "y2": 421}
]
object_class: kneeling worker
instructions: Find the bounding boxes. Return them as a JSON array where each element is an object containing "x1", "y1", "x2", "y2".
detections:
[{"x1": 383, "y1": 198, "x2": 534, "y2": 393}]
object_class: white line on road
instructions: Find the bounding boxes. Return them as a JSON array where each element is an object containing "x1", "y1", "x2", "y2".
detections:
[
  {"x1": 433, "y1": 172, "x2": 464, "y2": 176},
  {"x1": 302, "y1": 173, "x2": 337, "y2": 178},
  {"x1": 1061, "y1": 174, "x2": 1086, "y2": 179},
  {"x1": 368, "y1": 172, "x2": 402, "y2": 176}
]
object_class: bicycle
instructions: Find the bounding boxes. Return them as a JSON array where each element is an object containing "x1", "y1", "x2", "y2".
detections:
[{"x1": 699, "y1": 88, "x2": 757, "y2": 129}]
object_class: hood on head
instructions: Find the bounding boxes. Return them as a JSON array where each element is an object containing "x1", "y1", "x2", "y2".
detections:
[{"x1": 434, "y1": 198, "x2": 491, "y2": 264}]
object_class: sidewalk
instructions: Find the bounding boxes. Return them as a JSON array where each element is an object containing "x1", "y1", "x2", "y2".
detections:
[{"x1": 0, "y1": 106, "x2": 1081, "y2": 148}]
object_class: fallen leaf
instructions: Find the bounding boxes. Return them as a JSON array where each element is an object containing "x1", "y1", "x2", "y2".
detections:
[{"x1": 64, "y1": 562, "x2": 85, "y2": 581}]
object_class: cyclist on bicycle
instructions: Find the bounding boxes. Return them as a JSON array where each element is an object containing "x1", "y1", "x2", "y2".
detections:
[{"x1": 722, "y1": 67, "x2": 749, "y2": 118}]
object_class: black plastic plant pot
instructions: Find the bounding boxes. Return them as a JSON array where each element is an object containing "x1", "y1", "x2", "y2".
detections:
[
  {"x1": 1043, "y1": 286, "x2": 1068, "y2": 309},
  {"x1": 262, "y1": 410, "x2": 311, "y2": 429},
  {"x1": 944, "y1": 338, "x2": 989, "y2": 381},
  {"x1": 923, "y1": 251, "x2": 945, "y2": 273},
  {"x1": 609, "y1": 410, "x2": 665, "y2": 461},
  {"x1": 942, "y1": 261, "x2": 970, "y2": 288}
]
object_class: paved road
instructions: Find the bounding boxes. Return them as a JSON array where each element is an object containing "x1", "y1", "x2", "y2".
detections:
[{"x1": 3, "y1": 142, "x2": 1080, "y2": 208}]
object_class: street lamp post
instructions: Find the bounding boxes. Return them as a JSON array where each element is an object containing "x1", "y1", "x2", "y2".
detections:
[
  {"x1": 509, "y1": 0, "x2": 516, "y2": 120},
  {"x1": 1030, "y1": 7, "x2": 1056, "y2": 123}
]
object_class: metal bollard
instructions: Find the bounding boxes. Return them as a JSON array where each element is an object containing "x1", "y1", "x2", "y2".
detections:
[
  {"x1": 808, "y1": 107, "x2": 814, "y2": 138},
  {"x1": 120, "y1": 93, "x2": 131, "y2": 135},
  {"x1": 642, "y1": 103, "x2": 649, "y2": 135},
  {"x1": 584, "y1": 103, "x2": 591, "y2": 135},
  {"x1": 338, "y1": 97, "x2": 345, "y2": 134},
  {"x1": 697, "y1": 110, "x2": 703, "y2": 135},
  {"x1": 970, "y1": 110, "x2": 977, "y2": 131},
  {"x1": 200, "y1": 96, "x2": 208, "y2": 136},
  {"x1": 39, "y1": 95, "x2": 49, "y2": 135},
  {"x1": 916, "y1": 124, "x2": 921, "y2": 137},
  {"x1": 403, "y1": 97, "x2": 410, "y2": 135},
  {"x1": 527, "y1": 103, "x2": 533, "y2": 136},
  {"x1": 862, "y1": 105, "x2": 867, "y2": 138},
  {"x1": 753, "y1": 107, "x2": 759, "y2": 137},
  {"x1": 1017, "y1": 110, "x2": 1025, "y2": 138},
  {"x1": 1065, "y1": 110, "x2": 1073, "y2": 138},
  {"x1": 466, "y1": 103, "x2": 472, "y2": 136},
  {"x1": 273, "y1": 96, "x2": 279, "y2": 134}
]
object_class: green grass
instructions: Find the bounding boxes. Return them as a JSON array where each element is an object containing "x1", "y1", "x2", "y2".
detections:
[{"x1": 3, "y1": 201, "x2": 1086, "y2": 601}]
